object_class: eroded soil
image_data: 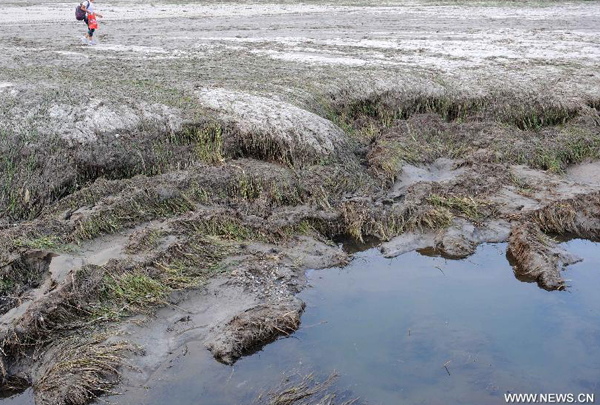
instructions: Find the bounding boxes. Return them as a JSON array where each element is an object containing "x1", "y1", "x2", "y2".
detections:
[{"x1": 1, "y1": 0, "x2": 600, "y2": 404}]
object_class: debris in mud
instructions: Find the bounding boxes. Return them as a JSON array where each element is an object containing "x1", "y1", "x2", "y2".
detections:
[
  {"x1": 254, "y1": 372, "x2": 361, "y2": 405},
  {"x1": 507, "y1": 192, "x2": 600, "y2": 290},
  {"x1": 206, "y1": 300, "x2": 305, "y2": 365},
  {"x1": 0, "y1": 251, "x2": 54, "y2": 315},
  {"x1": 507, "y1": 222, "x2": 581, "y2": 291},
  {"x1": 0, "y1": 375, "x2": 29, "y2": 399},
  {"x1": 33, "y1": 335, "x2": 137, "y2": 405}
]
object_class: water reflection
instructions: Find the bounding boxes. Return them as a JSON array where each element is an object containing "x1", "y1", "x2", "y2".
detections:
[{"x1": 114, "y1": 240, "x2": 600, "y2": 404}]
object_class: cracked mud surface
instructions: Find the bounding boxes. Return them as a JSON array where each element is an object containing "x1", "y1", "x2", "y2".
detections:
[{"x1": 1, "y1": 0, "x2": 600, "y2": 404}]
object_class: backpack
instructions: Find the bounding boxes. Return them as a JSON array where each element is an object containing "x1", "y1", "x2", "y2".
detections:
[{"x1": 75, "y1": 1, "x2": 89, "y2": 21}]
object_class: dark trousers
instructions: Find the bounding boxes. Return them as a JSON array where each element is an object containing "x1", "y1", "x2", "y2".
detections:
[{"x1": 83, "y1": 16, "x2": 95, "y2": 37}]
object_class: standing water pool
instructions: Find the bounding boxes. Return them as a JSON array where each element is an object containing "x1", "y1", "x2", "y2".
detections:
[{"x1": 109, "y1": 239, "x2": 600, "y2": 405}]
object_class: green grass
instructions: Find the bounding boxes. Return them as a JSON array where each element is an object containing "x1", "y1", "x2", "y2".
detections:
[
  {"x1": 233, "y1": 173, "x2": 263, "y2": 201},
  {"x1": 176, "y1": 123, "x2": 225, "y2": 164},
  {"x1": 79, "y1": 233, "x2": 235, "y2": 322},
  {"x1": 336, "y1": 91, "x2": 582, "y2": 132},
  {"x1": 0, "y1": 278, "x2": 15, "y2": 295},
  {"x1": 102, "y1": 272, "x2": 167, "y2": 310},
  {"x1": 508, "y1": 131, "x2": 600, "y2": 173},
  {"x1": 427, "y1": 194, "x2": 488, "y2": 221},
  {"x1": 13, "y1": 235, "x2": 75, "y2": 252},
  {"x1": 93, "y1": 235, "x2": 234, "y2": 319},
  {"x1": 184, "y1": 217, "x2": 265, "y2": 241},
  {"x1": 72, "y1": 194, "x2": 195, "y2": 241}
]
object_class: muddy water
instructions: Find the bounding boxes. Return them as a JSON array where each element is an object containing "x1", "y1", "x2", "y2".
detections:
[
  {"x1": 1, "y1": 389, "x2": 33, "y2": 405},
  {"x1": 106, "y1": 239, "x2": 600, "y2": 405}
]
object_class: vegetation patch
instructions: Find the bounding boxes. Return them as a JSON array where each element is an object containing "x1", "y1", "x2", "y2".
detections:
[
  {"x1": 254, "y1": 372, "x2": 361, "y2": 405},
  {"x1": 175, "y1": 122, "x2": 225, "y2": 164},
  {"x1": 13, "y1": 235, "x2": 74, "y2": 253},
  {"x1": 1, "y1": 86, "x2": 600, "y2": 405},
  {"x1": 426, "y1": 193, "x2": 490, "y2": 222},
  {"x1": 208, "y1": 303, "x2": 304, "y2": 365},
  {"x1": 340, "y1": 200, "x2": 454, "y2": 242},
  {"x1": 99, "y1": 271, "x2": 168, "y2": 314},
  {"x1": 72, "y1": 192, "x2": 194, "y2": 241},
  {"x1": 124, "y1": 228, "x2": 166, "y2": 253},
  {"x1": 178, "y1": 215, "x2": 267, "y2": 242},
  {"x1": 333, "y1": 91, "x2": 585, "y2": 133},
  {"x1": 34, "y1": 334, "x2": 136, "y2": 405}
]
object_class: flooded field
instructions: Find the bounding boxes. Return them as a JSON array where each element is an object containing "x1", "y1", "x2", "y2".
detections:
[{"x1": 104, "y1": 240, "x2": 600, "y2": 405}]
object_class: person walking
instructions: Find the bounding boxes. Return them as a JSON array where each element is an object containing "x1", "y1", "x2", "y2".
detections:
[{"x1": 78, "y1": 0, "x2": 103, "y2": 45}]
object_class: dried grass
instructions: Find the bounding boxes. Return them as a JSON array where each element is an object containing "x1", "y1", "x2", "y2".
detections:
[
  {"x1": 254, "y1": 372, "x2": 360, "y2": 405},
  {"x1": 339, "y1": 200, "x2": 453, "y2": 242},
  {"x1": 209, "y1": 304, "x2": 304, "y2": 365},
  {"x1": 34, "y1": 334, "x2": 136, "y2": 405}
]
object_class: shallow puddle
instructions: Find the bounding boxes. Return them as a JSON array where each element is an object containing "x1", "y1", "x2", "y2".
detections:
[
  {"x1": 112, "y1": 239, "x2": 600, "y2": 405},
  {"x1": 0, "y1": 389, "x2": 33, "y2": 405}
]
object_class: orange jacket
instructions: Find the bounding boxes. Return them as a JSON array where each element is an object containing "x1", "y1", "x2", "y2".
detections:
[{"x1": 88, "y1": 13, "x2": 98, "y2": 29}]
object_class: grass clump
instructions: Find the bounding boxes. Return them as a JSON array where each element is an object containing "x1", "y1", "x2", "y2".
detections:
[
  {"x1": 97, "y1": 233, "x2": 233, "y2": 318},
  {"x1": 72, "y1": 193, "x2": 194, "y2": 241},
  {"x1": 175, "y1": 123, "x2": 225, "y2": 164},
  {"x1": 340, "y1": 93, "x2": 484, "y2": 128},
  {"x1": 101, "y1": 272, "x2": 167, "y2": 311},
  {"x1": 412, "y1": 206, "x2": 454, "y2": 230},
  {"x1": 340, "y1": 201, "x2": 454, "y2": 243},
  {"x1": 93, "y1": 239, "x2": 231, "y2": 320},
  {"x1": 13, "y1": 235, "x2": 74, "y2": 252},
  {"x1": 0, "y1": 118, "x2": 228, "y2": 222},
  {"x1": 155, "y1": 237, "x2": 233, "y2": 285},
  {"x1": 529, "y1": 132, "x2": 600, "y2": 173},
  {"x1": 367, "y1": 140, "x2": 404, "y2": 184},
  {"x1": 0, "y1": 277, "x2": 15, "y2": 296},
  {"x1": 232, "y1": 172, "x2": 263, "y2": 201},
  {"x1": 532, "y1": 201, "x2": 578, "y2": 234},
  {"x1": 366, "y1": 123, "x2": 469, "y2": 174},
  {"x1": 226, "y1": 170, "x2": 305, "y2": 207},
  {"x1": 125, "y1": 228, "x2": 165, "y2": 253},
  {"x1": 254, "y1": 372, "x2": 360, "y2": 405},
  {"x1": 509, "y1": 103, "x2": 579, "y2": 131},
  {"x1": 35, "y1": 334, "x2": 136, "y2": 405},
  {"x1": 182, "y1": 216, "x2": 267, "y2": 242},
  {"x1": 427, "y1": 194, "x2": 489, "y2": 221},
  {"x1": 334, "y1": 91, "x2": 583, "y2": 133},
  {"x1": 282, "y1": 220, "x2": 320, "y2": 238}
]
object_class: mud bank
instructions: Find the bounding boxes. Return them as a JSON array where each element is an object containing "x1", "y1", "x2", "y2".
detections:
[{"x1": 1, "y1": 0, "x2": 600, "y2": 403}]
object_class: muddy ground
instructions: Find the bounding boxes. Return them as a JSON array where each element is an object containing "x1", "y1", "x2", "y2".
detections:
[{"x1": 1, "y1": 0, "x2": 600, "y2": 403}]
